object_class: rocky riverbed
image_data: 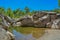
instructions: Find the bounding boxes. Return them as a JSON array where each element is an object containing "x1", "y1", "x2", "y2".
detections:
[
  {"x1": 37, "y1": 29, "x2": 60, "y2": 40},
  {"x1": 0, "y1": 27, "x2": 14, "y2": 40},
  {"x1": 11, "y1": 27, "x2": 60, "y2": 40},
  {"x1": 0, "y1": 11, "x2": 60, "y2": 40}
]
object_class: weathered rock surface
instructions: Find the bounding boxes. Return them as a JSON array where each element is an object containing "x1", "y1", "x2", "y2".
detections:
[
  {"x1": 33, "y1": 12, "x2": 47, "y2": 21},
  {"x1": 13, "y1": 22, "x2": 21, "y2": 26},
  {"x1": 0, "y1": 12, "x2": 60, "y2": 28},
  {"x1": 33, "y1": 12, "x2": 60, "y2": 28},
  {"x1": 16, "y1": 15, "x2": 34, "y2": 27},
  {"x1": 51, "y1": 19, "x2": 60, "y2": 29},
  {"x1": 37, "y1": 29, "x2": 60, "y2": 40},
  {"x1": 0, "y1": 14, "x2": 16, "y2": 27},
  {"x1": 0, "y1": 27, "x2": 14, "y2": 40},
  {"x1": 14, "y1": 12, "x2": 60, "y2": 28}
]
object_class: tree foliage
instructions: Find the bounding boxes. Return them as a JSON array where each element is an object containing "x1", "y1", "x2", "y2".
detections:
[
  {"x1": 58, "y1": 0, "x2": 60, "y2": 7},
  {"x1": 0, "y1": 6, "x2": 60, "y2": 18}
]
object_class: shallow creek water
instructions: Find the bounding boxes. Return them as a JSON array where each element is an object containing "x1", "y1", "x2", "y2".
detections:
[
  {"x1": 13, "y1": 30, "x2": 36, "y2": 40},
  {"x1": 12, "y1": 27, "x2": 45, "y2": 40}
]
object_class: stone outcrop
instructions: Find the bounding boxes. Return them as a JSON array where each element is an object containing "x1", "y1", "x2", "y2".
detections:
[
  {"x1": 51, "y1": 19, "x2": 60, "y2": 29},
  {"x1": 37, "y1": 29, "x2": 60, "y2": 40},
  {"x1": 0, "y1": 26, "x2": 14, "y2": 40},
  {"x1": 0, "y1": 14, "x2": 15, "y2": 40},
  {"x1": 33, "y1": 12, "x2": 47, "y2": 21},
  {"x1": 13, "y1": 12, "x2": 60, "y2": 28},
  {"x1": 16, "y1": 11, "x2": 60, "y2": 29},
  {"x1": 33, "y1": 12, "x2": 58, "y2": 28},
  {"x1": 16, "y1": 15, "x2": 34, "y2": 27},
  {"x1": 0, "y1": 14, "x2": 16, "y2": 27},
  {"x1": 0, "y1": 12, "x2": 60, "y2": 29}
]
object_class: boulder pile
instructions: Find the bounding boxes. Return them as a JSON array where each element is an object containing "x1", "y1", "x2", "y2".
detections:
[
  {"x1": 0, "y1": 11, "x2": 60, "y2": 29},
  {"x1": 0, "y1": 14, "x2": 15, "y2": 40},
  {"x1": 16, "y1": 11, "x2": 60, "y2": 29},
  {"x1": 0, "y1": 25, "x2": 14, "y2": 40},
  {"x1": 0, "y1": 11, "x2": 60, "y2": 40}
]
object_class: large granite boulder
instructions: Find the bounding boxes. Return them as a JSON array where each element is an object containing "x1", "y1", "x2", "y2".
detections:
[
  {"x1": 51, "y1": 19, "x2": 60, "y2": 29},
  {"x1": 33, "y1": 12, "x2": 47, "y2": 21},
  {"x1": 57, "y1": 21, "x2": 60, "y2": 29},
  {"x1": 4, "y1": 16, "x2": 16, "y2": 25},
  {"x1": 38, "y1": 12, "x2": 57, "y2": 22},
  {"x1": 34, "y1": 15, "x2": 50, "y2": 28},
  {"x1": 49, "y1": 14, "x2": 57, "y2": 22},
  {"x1": 16, "y1": 15, "x2": 34, "y2": 27},
  {"x1": 46, "y1": 22, "x2": 53, "y2": 28},
  {"x1": 32, "y1": 12, "x2": 59, "y2": 28},
  {"x1": 47, "y1": 19, "x2": 60, "y2": 29},
  {"x1": 0, "y1": 27, "x2": 14, "y2": 40},
  {"x1": 12, "y1": 22, "x2": 21, "y2": 27},
  {"x1": 0, "y1": 14, "x2": 16, "y2": 27},
  {"x1": 34, "y1": 20, "x2": 46, "y2": 28},
  {"x1": 56, "y1": 14, "x2": 60, "y2": 19}
]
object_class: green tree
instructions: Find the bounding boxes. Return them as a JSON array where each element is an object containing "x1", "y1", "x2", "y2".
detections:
[
  {"x1": 0, "y1": 7, "x2": 5, "y2": 14},
  {"x1": 52, "y1": 8, "x2": 60, "y2": 13},
  {"x1": 13, "y1": 8, "x2": 25, "y2": 18},
  {"x1": 24, "y1": 6, "x2": 30, "y2": 15},
  {"x1": 58, "y1": 0, "x2": 60, "y2": 8},
  {"x1": 31, "y1": 10, "x2": 37, "y2": 15},
  {"x1": 6, "y1": 8, "x2": 14, "y2": 18}
]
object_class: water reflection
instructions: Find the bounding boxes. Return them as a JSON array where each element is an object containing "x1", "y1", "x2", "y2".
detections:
[
  {"x1": 13, "y1": 30, "x2": 36, "y2": 40},
  {"x1": 12, "y1": 27, "x2": 46, "y2": 40}
]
